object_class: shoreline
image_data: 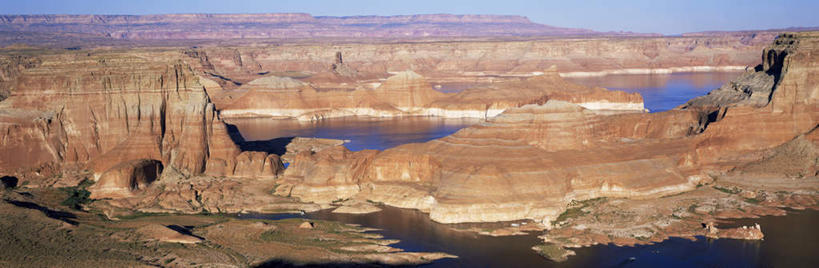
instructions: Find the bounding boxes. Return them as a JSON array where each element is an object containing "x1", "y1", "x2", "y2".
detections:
[
  {"x1": 218, "y1": 102, "x2": 646, "y2": 121},
  {"x1": 236, "y1": 194, "x2": 818, "y2": 265},
  {"x1": 558, "y1": 65, "x2": 747, "y2": 77}
]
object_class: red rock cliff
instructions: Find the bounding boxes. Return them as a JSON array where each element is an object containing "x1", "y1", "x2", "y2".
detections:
[
  {"x1": 0, "y1": 50, "x2": 281, "y2": 186},
  {"x1": 278, "y1": 32, "x2": 818, "y2": 224}
]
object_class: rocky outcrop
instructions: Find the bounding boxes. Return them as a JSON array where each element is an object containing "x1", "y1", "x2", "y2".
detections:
[
  {"x1": 0, "y1": 50, "x2": 284, "y2": 192},
  {"x1": 279, "y1": 100, "x2": 702, "y2": 223},
  {"x1": 0, "y1": 54, "x2": 41, "y2": 101},
  {"x1": 218, "y1": 68, "x2": 644, "y2": 120},
  {"x1": 217, "y1": 71, "x2": 445, "y2": 120},
  {"x1": 89, "y1": 159, "x2": 163, "y2": 199},
  {"x1": 734, "y1": 127, "x2": 818, "y2": 177},
  {"x1": 278, "y1": 32, "x2": 819, "y2": 224},
  {"x1": 192, "y1": 35, "x2": 767, "y2": 89},
  {"x1": 704, "y1": 222, "x2": 764, "y2": 240}
]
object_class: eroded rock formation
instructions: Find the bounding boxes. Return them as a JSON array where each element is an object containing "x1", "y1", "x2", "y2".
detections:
[
  {"x1": 278, "y1": 32, "x2": 818, "y2": 225},
  {"x1": 189, "y1": 36, "x2": 767, "y2": 90},
  {"x1": 0, "y1": 50, "x2": 283, "y2": 199},
  {"x1": 218, "y1": 67, "x2": 644, "y2": 120}
]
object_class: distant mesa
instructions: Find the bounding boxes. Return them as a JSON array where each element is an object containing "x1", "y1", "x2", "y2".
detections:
[{"x1": 0, "y1": 13, "x2": 626, "y2": 40}]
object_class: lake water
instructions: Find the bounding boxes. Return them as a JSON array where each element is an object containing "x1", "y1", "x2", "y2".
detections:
[
  {"x1": 565, "y1": 72, "x2": 742, "y2": 112},
  {"x1": 243, "y1": 206, "x2": 819, "y2": 267},
  {"x1": 230, "y1": 72, "x2": 818, "y2": 267},
  {"x1": 226, "y1": 116, "x2": 481, "y2": 151},
  {"x1": 227, "y1": 72, "x2": 742, "y2": 153}
]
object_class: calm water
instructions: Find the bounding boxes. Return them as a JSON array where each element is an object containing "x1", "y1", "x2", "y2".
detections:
[
  {"x1": 242, "y1": 207, "x2": 819, "y2": 267},
  {"x1": 231, "y1": 72, "x2": 818, "y2": 267},
  {"x1": 225, "y1": 116, "x2": 480, "y2": 151},
  {"x1": 566, "y1": 72, "x2": 742, "y2": 112}
]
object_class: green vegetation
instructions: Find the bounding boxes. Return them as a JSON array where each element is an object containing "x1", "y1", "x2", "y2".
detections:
[
  {"x1": 556, "y1": 206, "x2": 588, "y2": 223},
  {"x1": 556, "y1": 197, "x2": 605, "y2": 223},
  {"x1": 713, "y1": 185, "x2": 741, "y2": 194},
  {"x1": 744, "y1": 198, "x2": 763, "y2": 204},
  {"x1": 60, "y1": 179, "x2": 94, "y2": 210}
]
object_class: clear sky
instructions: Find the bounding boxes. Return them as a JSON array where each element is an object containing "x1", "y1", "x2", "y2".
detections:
[{"x1": 0, "y1": 0, "x2": 817, "y2": 35}]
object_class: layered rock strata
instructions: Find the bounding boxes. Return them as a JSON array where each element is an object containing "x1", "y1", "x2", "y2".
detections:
[
  {"x1": 277, "y1": 32, "x2": 818, "y2": 225},
  {"x1": 0, "y1": 50, "x2": 283, "y2": 199},
  {"x1": 189, "y1": 35, "x2": 768, "y2": 90},
  {"x1": 217, "y1": 68, "x2": 645, "y2": 120}
]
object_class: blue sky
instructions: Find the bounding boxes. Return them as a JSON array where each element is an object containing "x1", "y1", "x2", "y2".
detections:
[{"x1": 0, "y1": 0, "x2": 817, "y2": 35}]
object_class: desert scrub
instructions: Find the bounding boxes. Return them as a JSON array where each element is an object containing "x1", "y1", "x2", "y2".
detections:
[
  {"x1": 713, "y1": 185, "x2": 741, "y2": 194},
  {"x1": 532, "y1": 244, "x2": 574, "y2": 262},
  {"x1": 744, "y1": 197, "x2": 763, "y2": 204},
  {"x1": 260, "y1": 229, "x2": 287, "y2": 242},
  {"x1": 260, "y1": 228, "x2": 344, "y2": 249},
  {"x1": 60, "y1": 179, "x2": 94, "y2": 210},
  {"x1": 556, "y1": 197, "x2": 604, "y2": 223},
  {"x1": 555, "y1": 207, "x2": 587, "y2": 223}
]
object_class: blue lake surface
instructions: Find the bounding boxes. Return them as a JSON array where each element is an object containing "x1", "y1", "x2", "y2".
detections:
[
  {"x1": 226, "y1": 116, "x2": 480, "y2": 151},
  {"x1": 566, "y1": 71, "x2": 742, "y2": 112},
  {"x1": 228, "y1": 72, "x2": 743, "y2": 153}
]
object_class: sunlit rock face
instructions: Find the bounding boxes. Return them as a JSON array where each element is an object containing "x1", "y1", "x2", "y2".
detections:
[
  {"x1": 279, "y1": 32, "x2": 819, "y2": 224},
  {"x1": 217, "y1": 67, "x2": 645, "y2": 121},
  {"x1": 89, "y1": 159, "x2": 163, "y2": 199},
  {"x1": 184, "y1": 34, "x2": 768, "y2": 87},
  {"x1": 217, "y1": 70, "x2": 449, "y2": 120},
  {"x1": 0, "y1": 50, "x2": 282, "y2": 186}
]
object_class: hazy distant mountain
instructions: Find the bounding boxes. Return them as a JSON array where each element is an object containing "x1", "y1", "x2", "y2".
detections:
[{"x1": 0, "y1": 13, "x2": 653, "y2": 40}]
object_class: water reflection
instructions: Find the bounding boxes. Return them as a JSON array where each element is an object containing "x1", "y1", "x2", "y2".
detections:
[
  {"x1": 566, "y1": 72, "x2": 742, "y2": 112},
  {"x1": 240, "y1": 207, "x2": 819, "y2": 267},
  {"x1": 225, "y1": 117, "x2": 481, "y2": 151},
  {"x1": 241, "y1": 206, "x2": 550, "y2": 267},
  {"x1": 433, "y1": 82, "x2": 486, "y2": 93}
]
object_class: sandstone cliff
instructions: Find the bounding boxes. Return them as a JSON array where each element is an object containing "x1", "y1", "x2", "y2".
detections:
[
  {"x1": 189, "y1": 36, "x2": 765, "y2": 90},
  {"x1": 278, "y1": 32, "x2": 818, "y2": 224},
  {"x1": 0, "y1": 50, "x2": 283, "y2": 197},
  {"x1": 217, "y1": 68, "x2": 644, "y2": 120}
]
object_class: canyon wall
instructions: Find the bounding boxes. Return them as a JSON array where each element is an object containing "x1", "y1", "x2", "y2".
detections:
[
  {"x1": 216, "y1": 68, "x2": 644, "y2": 120},
  {"x1": 0, "y1": 50, "x2": 282, "y2": 190},
  {"x1": 277, "y1": 32, "x2": 819, "y2": 224},
  {"x1": 190, "y1": 35, "x2": 768, "y2": 88},
  {"x1": 197, "y1": 34, "x2": 770, "y2": 120}
]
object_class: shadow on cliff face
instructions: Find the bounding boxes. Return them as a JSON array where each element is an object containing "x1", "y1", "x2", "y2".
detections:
[
  {"x1": 254, "y1": 260, "x2": 416, "y2": 268},
  {"x1": 132, "y1": 160, "x2": 163, "y2": 190},
  {"x1": 1, "y1": 176, "x2": 19, "y2": 189},
  {"x1": 225, "y1": 123, "x2": 294, "y2": 156}
]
